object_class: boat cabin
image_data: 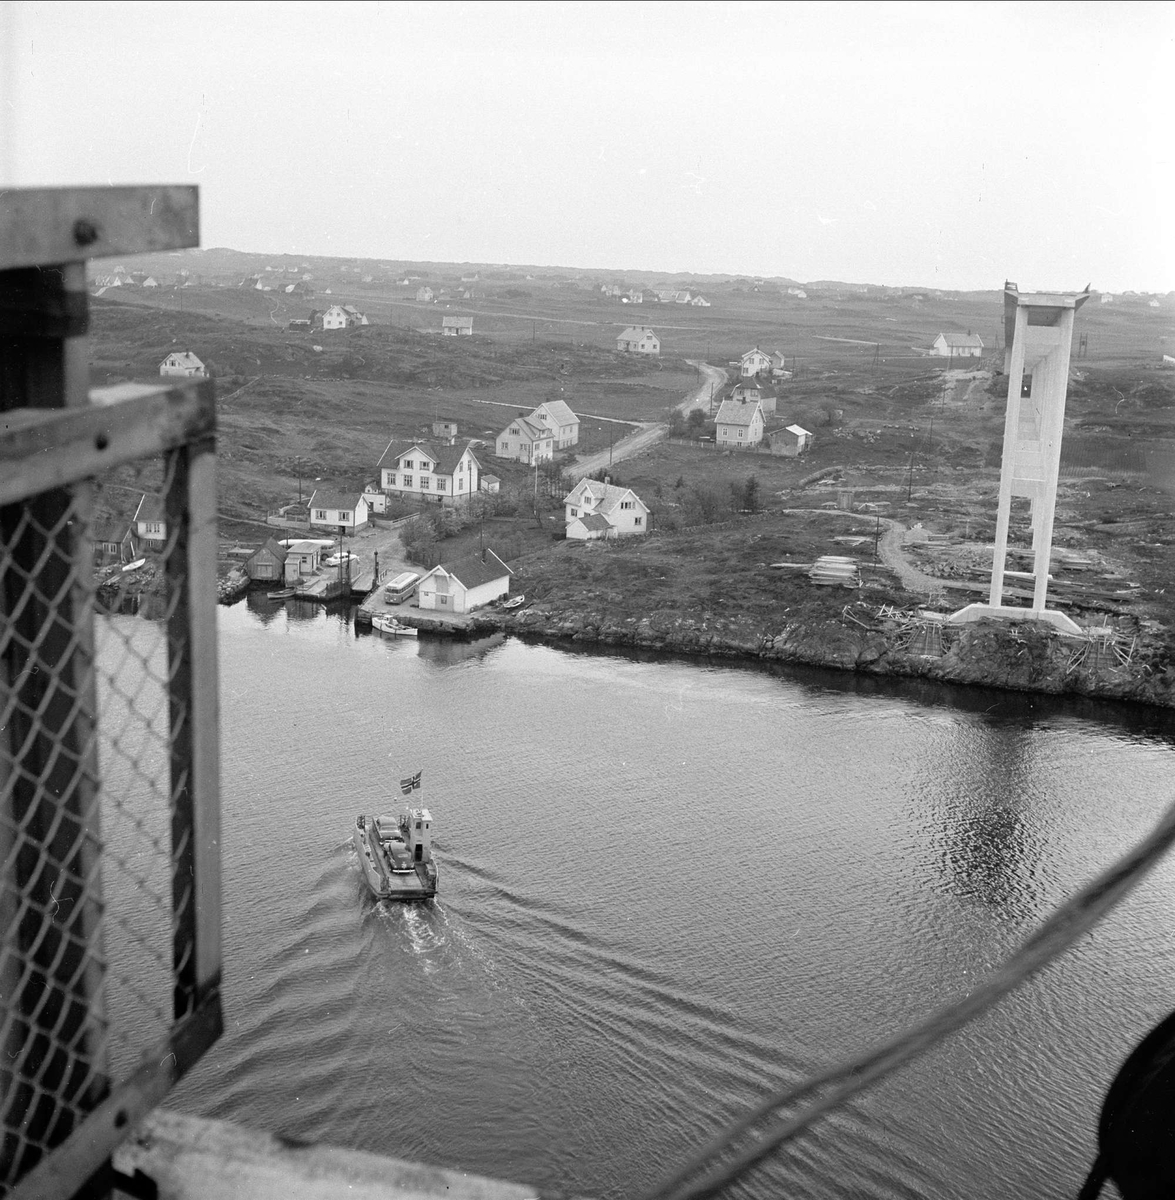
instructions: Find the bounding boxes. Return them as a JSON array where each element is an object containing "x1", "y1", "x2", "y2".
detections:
[{"x1": 405, "y1": 807, "x2": 433, "y2": 863}]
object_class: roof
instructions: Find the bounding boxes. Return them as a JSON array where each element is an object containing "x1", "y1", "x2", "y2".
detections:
[
  {"x1": 162, "y1": 351, "x2": 203, "y2": 368},
  {"x1": 433, "y1": 440, "x2": 480, "y2": 475},
  {"x1": 740, "y1": 346, "x2": 769, "y2": 360},
  {"x1": 309, "y1": 488, "x2": 364, "y2": 510},
  {"x1": 134, "y1": 494, "x2": 165, "y2": 522},
  {"x1": 785, "y1": 424, "x2": 812, "y2": 437},
  {"x1": 502, "y1": 416, "x2": 550, "y2": 442},
  {"x1": 574, "y1": 513, "x2": 613, "y2": 532},
  {"x1": 249, "y1": 538, "x2": 288, "y2": 564},
  {"x1": 91, "y1": 515, "x2": 134, "y2": 542},
  {"x1": 618, "y1": 326, "x2": 657, "y2": 341},
  {"x1": 715, "y1": 399, "x2": 763, "y2": 426},
  {"x1": 442, "y1": 316, "x2": 473, "y2": 328},
  {"x1": 938, "y1": 332, "x2": 984, "y2": 348},
  {"x1": 434, "y1": 549, "x2": 512, "y2": 589},
  {"x1": 532, "y1": 399, "x2": 578, "y2": 426},
  {"x1": 564, "y1": 478, "x2": 647, "y2": 515}
]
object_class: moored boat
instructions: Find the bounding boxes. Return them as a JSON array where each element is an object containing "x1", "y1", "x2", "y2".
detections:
[
  {"x1": 372, "y1": 614, "x2": 418, "y2": 636},
  {"x1": 353, "y1": 803, "x2": 438, "y2": 901},
  {"x1": 267, "y1": 588, "x2": 296, "y2": 599}
]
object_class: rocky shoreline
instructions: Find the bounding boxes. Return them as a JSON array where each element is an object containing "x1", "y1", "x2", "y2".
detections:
[{"x1": 437, "y1": 603, "x2": 1175, "y2": 712}]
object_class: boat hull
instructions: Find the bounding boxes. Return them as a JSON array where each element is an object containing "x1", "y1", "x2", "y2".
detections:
[
  {"x1": 353, "y1": 817, "x2": 438, "y2": 901},
  {"x1": 372, "y1": 616, "x2": 418, "y2": 636}
]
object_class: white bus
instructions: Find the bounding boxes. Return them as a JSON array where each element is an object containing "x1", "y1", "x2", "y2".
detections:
[{"x1": 383, "y1": 571, "x2": 420, "y2": 604}]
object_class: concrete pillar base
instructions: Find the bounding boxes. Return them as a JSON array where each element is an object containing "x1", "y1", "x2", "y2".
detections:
[{"x1": 947, "y1": 602, "x2": 1083, "y2": 636}]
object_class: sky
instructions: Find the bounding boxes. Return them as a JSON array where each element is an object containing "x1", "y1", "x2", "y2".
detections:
[{"x1": 1, "y1": 0, "x2": 1172, "y2": 291}]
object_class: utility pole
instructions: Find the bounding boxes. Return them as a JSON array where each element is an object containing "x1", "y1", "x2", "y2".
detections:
[{"x1": 906, "y1": 431, "x2": 917, "y2": 504}]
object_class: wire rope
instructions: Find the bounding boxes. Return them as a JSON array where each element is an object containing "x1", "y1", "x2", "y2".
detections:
[{"x1": 638, "y1": 792, "x2": 1175, "y2": 1200}]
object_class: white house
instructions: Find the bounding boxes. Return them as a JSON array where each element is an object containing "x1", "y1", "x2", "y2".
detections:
[
  {"x1": 282, "y1": 538, "x2": 325, "y2": 584},
  {"x1": 932, "y1": 332, "x2": 984, "y2": 357},
  {"x1": 739, "y1": 347, "x2": 772, "y2": 377},
  {"x1": 377, "y1": 440, "x2": 481, "y2": 505},
  {"x1": 415, "y1": 287, "x2": 434, "y2": 302},
  {"x1": 769, "y1": 351, "x2": 787, "y2": 376},
  {"x1": 417, "y1": 550, "x2": 511, "y2": 614},
  {"x1": 786, "y1": 287, "x2": 807, "y2": 299},
  {"x1": 361, "y1": 481, "x2": 388, "y2": 514},
  {"x1": 530, "y1": 399, "x2": 580, "y2": 449},
  {"x1": 132, "y1": 494, "x2": 166, "y2": 549},
  {"x1": 715, "y1": 399, "x2": 765, "y2": 448},
  {"x1": 322, "y1": 304, "x2": 367, "y2": 330},
  {"x1": 160, "y1": 351, "x2": 206, "y2": 378},
  {"x1": 616, "y1": 326, "x2": 660, "y2": 355},
  {"x1": 691, "y1": 295, "x2": 710, "y2": 307},
  {"x1": 768, "y1": 424, "x2": 813, "y2": 457},
  {"x1": 442, "y1": 316, "x2": 473, "y2": 336},
  {"x1": 480, "y1": 474, "x2": 501, "y2": 494},
  {"x1": 308, "y1": 488, "x2": 369, "y2": 532},
  {"x1": 563, "y1": 478, "x2": 649, "y2": 539},
  {"x1": 496, "y1": 415, "x2": 554, "y2": 463},
  {"x1": 431, "y1": 419, "x2": 459, "y2": 442}
]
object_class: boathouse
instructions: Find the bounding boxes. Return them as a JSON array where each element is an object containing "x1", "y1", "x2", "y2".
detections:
[{"x1": 417, "y1": 550, "x2": 511, "y2": 614}]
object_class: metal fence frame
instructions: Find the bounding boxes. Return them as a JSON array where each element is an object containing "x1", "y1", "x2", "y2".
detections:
[{"x1": 2, "y1": 379, "x2": 222, "y2": 1200}]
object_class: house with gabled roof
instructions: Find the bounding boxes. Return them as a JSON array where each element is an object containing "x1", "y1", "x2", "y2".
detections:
[
  {"x1": 308, "y1": 488, "x2": 369, "y2": 532},
  {"x1": 496, "y1": 415, "x2": 554, "y2": 464},
  {"x1": 160, "y1": 351, "x2": 206, "y2": 378},
  {"x1": 244, "y1": 538, "x2": 288, "y2": 583},
  {"x1": 415, "y1": 286, "x2": 434, "y2": 303},
  {"x1": 530, "y1": 399, "x2": 580, "y2": 449},
  {"x1": 691, "y1": 295, "x2": 710, "y2": 307},
  {"x1": 563, "y1": 478, "x2": 649, "y2": 539},
  {"x1": 442, "y1": 316, "x2": 473, "y2": 336},
  {"x1": 616, "y1": 326, "x2": 659, "y2": 355},
  {"x1": 715, "y1": 399, "x2": 765, "y2": 448},
  {"x1": 417, "y1": 550, "x2": 511, "y2": 614},
  {"x1": 91, "y1": 515, "x2": 137, "y2": 567},
  {"x1": 932, "y1": 332, "x2": 983, "y2": 358},
  {"x1": 377, "y1": 439, "x2": 481, "y2": 505},
  {"x1": 739, "y1": 347, "x2": 772, "y2": 377},
  {"x1": 132, "y1": 494, "x2": 167, "y2": 549}
]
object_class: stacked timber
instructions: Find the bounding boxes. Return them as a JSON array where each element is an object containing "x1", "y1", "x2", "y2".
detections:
[{"x1": 809, "y1": 556, "x2": 861, "y2": 587}]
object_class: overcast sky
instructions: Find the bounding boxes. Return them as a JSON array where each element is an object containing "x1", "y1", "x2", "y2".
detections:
[{"x1": 2, "y1": 1, "x2": 1171, "y2": 291}]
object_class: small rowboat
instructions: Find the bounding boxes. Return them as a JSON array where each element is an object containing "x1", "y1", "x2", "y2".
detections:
[
  {"x1": 502, "y1": 594, "x2": 526, "y2": 609},
  {"x1": 267, "y1": 588, "x2": 296, "y2": 599}
]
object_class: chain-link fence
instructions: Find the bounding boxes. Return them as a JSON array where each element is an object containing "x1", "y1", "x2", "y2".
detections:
[{"x1": 1, "y1": 382, "x2": 221, "y2": 1199}]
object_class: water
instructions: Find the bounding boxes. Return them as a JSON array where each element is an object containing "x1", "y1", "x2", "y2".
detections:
[{"x1": 142, "y1": 598, "x2": 1175, "y2": 1198}]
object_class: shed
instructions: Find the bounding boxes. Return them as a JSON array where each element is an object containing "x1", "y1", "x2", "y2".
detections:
[
  {"x1": 245, "y1": 539, "x2": 289, "y2": 582},
  {"x1": 417, "y1": 550, "x2": 512, "y2": 614}
]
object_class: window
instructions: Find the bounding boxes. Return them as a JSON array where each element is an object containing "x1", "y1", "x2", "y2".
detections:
[
  {"x1": 510, "y1": 427, "x2": 519, "y2": 435},
  {"x1": 737, "y1": 429, "x2": 744, "y2": 438},
  {"x1": 437, "y1": 478, "x2": 447, "y2": 491},
  {"x1": 403, "y1": 460, "x2": 413, "y2": 470},
  {"x1": 458, "y1": 461, "x2": 464, "y2": 472},
  {"x1": 339, "y1": 512, "x2": 350, "y2": 521},
  {"x1": 570, "y1": 508, "x2": 578, "y2": 517},
  {"x1": 635, "y1": 516, "x2": 643, "y2": 526},
  {"x1": 402, "y1": 475, "x2": 413, "y2": 488},
  {"x1": 420, "y1": 477, "x2": 430, "y2": 490},
  {"x1": 314, "y1": 510, "x2": 327, "y2": 520},
  {"x1": 620, "y1": 501, "x2": 632, "y2": 510},
  {"x1": 439, "y1": 596, "x2": 448, "y2": 606}
]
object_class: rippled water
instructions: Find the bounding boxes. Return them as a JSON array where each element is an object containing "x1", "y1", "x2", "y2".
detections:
[{"x1": 152, "y1": 598, "x2": 1175, "y2": 1198}]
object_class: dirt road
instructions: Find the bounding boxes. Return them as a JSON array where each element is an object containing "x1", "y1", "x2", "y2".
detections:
[{"x1": 569, "y1": 361, "x2": 726, "y2": 477}]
